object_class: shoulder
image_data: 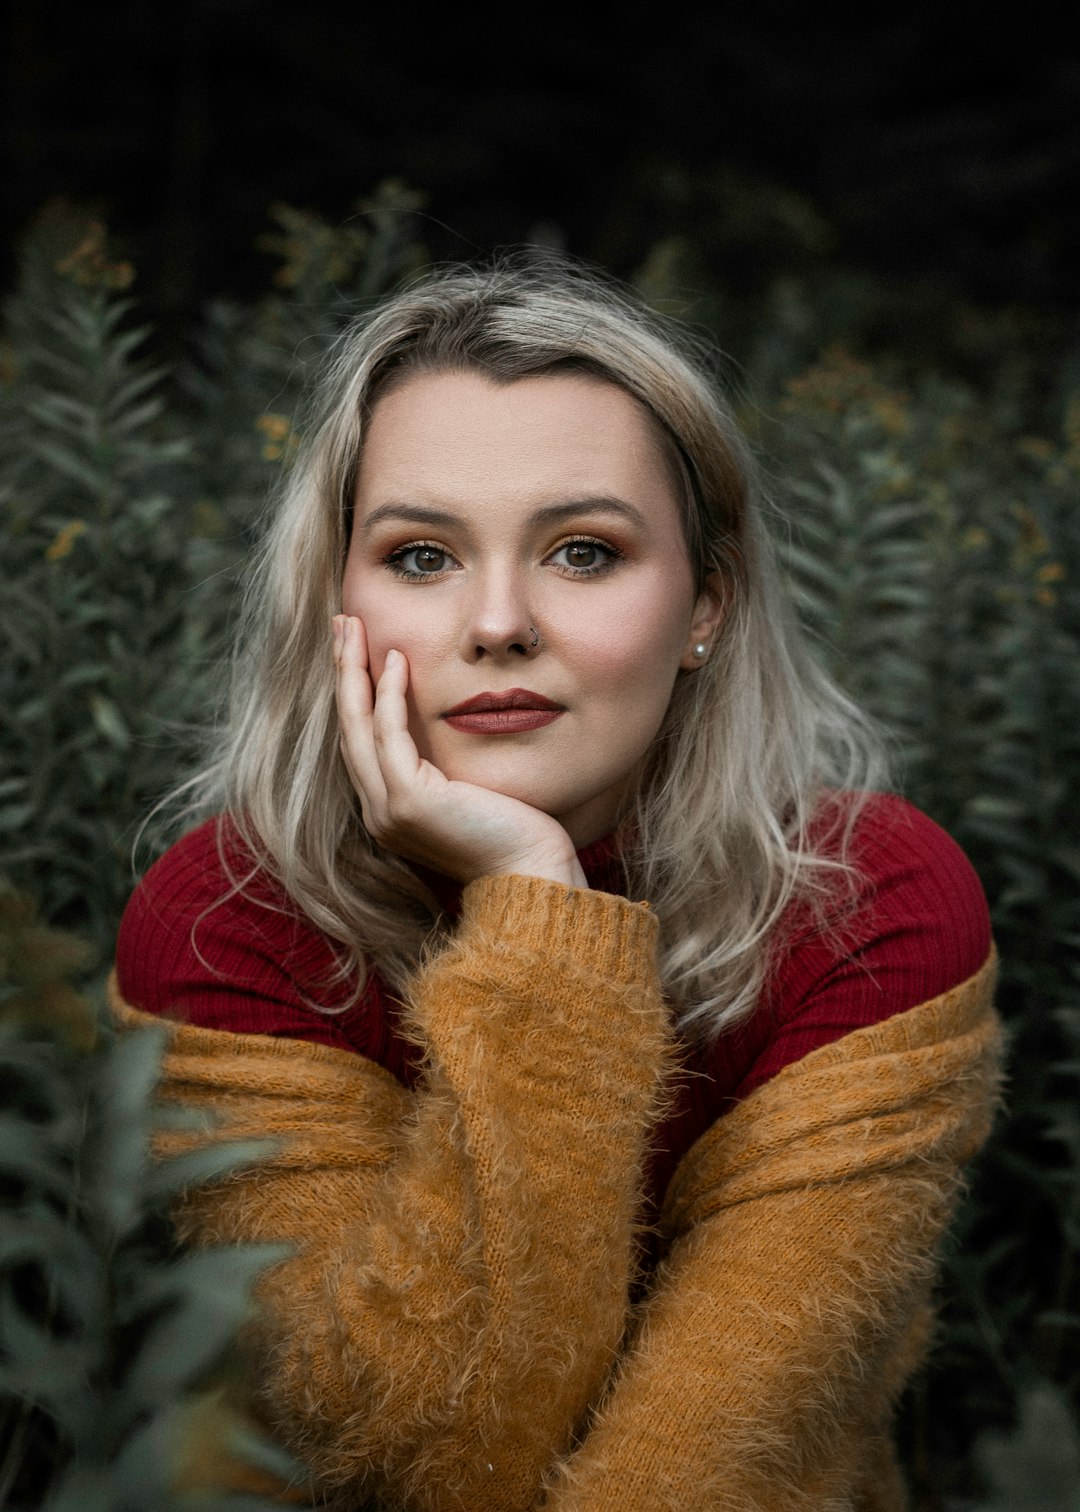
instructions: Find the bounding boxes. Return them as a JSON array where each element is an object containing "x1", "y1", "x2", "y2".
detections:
[
  {"x1": 786, "y1": 792, "x2": 986, "y2": 1003},
  {"x1": 118, "y1": 815, "x2": 281, "y2": 964},
  {"x1": 845, "y1": 788, "x2": 985, "y2": 882},
  {"x1": 837, "y1": 791, "x2": 992, "y2": 979},
  {"x1": 115, "y1": 817, "x2": 362, "y2": 1045},
  {"x1": 116, "y1": 818, "x2": 233, "y2": 989},
  {"x1": 736, "y1": 792, "x2": 993, "y2": 1097}
]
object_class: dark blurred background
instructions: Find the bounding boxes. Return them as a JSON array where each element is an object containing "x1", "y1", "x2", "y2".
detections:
[{"x1": 4, "y1": 1, "x2": 1079, "y2": 338}]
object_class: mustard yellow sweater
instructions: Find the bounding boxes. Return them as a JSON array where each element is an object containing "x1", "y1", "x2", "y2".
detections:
[{"x1": 111, "y1": 874, "x2": 1002, "y2": 1512}]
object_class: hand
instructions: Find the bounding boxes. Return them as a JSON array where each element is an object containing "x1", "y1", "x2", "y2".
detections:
[{"x1": 333, "y1": 616, "x2": 588, "y2": 889}]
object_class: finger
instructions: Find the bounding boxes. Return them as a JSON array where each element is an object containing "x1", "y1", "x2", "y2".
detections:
[
  {"x1": 334, "y1": 614, "x2": 372, "y2": 716},
  {"x1": 371, "y1": 648, "x2": 425, "y2": 798},
  {"x1": 334, "y1": 616, "x2": 386, "y2": 806}
]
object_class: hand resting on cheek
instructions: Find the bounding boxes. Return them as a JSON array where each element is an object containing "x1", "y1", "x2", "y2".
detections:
[{"x1": 333, "y1": 612, "x2": 588, "y2": 890}]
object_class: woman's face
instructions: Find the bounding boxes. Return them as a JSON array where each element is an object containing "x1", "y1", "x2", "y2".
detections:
[{"x1": 342, "y1": 369, "x2": 725, "y2": 848}]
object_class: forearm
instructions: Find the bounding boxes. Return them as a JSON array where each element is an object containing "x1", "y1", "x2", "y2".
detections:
[
  {"x1": 123, "y1": 875, "x2": 671, "y2": 1512},
  {"x1": 538, "y1": 1171, "x2": 949, "y2": 1512},
  {"x1": 538, "y1": 961, "x2": 1002, "y2": 1512},
  {"x1": 344, "y1": 876, "x2": 667, "y2": 1508}
]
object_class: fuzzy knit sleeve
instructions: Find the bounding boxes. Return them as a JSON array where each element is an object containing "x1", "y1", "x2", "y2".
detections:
[
  {"x1": 112, "y1": 873, "x2": 671, "y2": 1512},
  {"x1": 537, "y1": 950, "x2": 1003, "y2": 1512}
]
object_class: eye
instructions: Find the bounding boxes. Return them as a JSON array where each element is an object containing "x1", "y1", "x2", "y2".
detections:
[
  {"x1": 383, "y1": 542, "x2": 457, "y2": 579},
  {"x1": 546, "y1": 538, "x2": 622, "y2": 576}
]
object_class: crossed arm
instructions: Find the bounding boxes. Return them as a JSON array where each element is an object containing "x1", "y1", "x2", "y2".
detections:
[
  {"x1": 117, "y1": 873, "x2": 671, "y2": 1512},
  {"x1": 538, "y1": 953, "x2": 1001, "y2": 1510},
  {"x1": 116, "y1": 877, "x2": 999, "y2": 1512}
]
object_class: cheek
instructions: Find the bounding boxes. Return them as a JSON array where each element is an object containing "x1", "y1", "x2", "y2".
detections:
[
  {"x1": 558, "y1": 583, "x2": 690, "y2": 704},
  {"x1": 342, "y1": 574, "x2": 445, "y2": 684}
]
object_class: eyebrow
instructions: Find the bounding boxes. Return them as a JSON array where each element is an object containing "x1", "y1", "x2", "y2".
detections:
[{"x1": 359, "y1": 496, "x2": 650, "y2": 534}]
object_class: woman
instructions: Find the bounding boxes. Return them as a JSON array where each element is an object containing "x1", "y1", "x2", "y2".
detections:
[{"x1": 113, "y1": 259, "x2": 1000, "y2": 1511}]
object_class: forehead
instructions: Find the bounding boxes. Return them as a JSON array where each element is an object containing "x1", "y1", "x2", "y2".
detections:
[{"x1": 355, "y1": 370, "x2": 679, "y2": 513}]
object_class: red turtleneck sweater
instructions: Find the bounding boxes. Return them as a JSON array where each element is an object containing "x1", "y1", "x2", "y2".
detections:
[{"x1": 115, "y1": 791, "x2": 991, "y2": 1205}]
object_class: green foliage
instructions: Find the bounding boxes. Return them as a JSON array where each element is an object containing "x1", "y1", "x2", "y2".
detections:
[
  {"x1": 2, "y1": 188, "x2": 1078, "y2": 1504},
  {"x1": 762, "y1": 346, "x2": 1080, "y2": 1504},
  {"x1": 0, "y1": 190, "x2": 427, "y2": 944},
  {"x1": 0, "y1": 198, "x2": 422, "y2": 1503},
  {"x1": 1, "y1": 212, "x2": 199, "y2": 944},
  {"x1": 972, "y1": 1381, "x2": 1080, "y2": 1511},
  {"x1": 0, "y1": 884, "x2": 299, "y2": 1508}
]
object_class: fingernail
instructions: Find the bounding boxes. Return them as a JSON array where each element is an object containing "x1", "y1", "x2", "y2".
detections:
[
  {"x1": 386, "y1": 648, "x2": 399, "y2": 666},
  {"x1": 332, "y1": 616, "x2": 344, "y2": 646}
]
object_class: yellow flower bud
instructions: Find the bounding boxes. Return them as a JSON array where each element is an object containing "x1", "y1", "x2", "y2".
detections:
[{"x1": 45, "y1": 520, "x2": 88, "y2": 561}]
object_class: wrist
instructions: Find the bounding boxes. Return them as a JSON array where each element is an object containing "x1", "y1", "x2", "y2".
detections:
[
  {"x1": 455, "y1": 874, "x2": 660, "y2": 989},
  {"x1": 487, "y1": 852, "x2": 588, "y2": 889}
]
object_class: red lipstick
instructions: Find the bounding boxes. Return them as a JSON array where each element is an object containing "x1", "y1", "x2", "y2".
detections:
[{"x1": 442, "y1": 688, "x2": 565, "y2": 735}]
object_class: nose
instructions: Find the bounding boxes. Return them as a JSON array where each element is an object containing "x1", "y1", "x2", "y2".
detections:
[{"x1": 461, "y1": 565, "x2": 541, "y2": 662}]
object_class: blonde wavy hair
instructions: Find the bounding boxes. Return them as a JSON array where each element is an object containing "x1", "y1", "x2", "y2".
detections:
[{"x1": 175, "y1": 256, "x2": 888, "y2": 1037}]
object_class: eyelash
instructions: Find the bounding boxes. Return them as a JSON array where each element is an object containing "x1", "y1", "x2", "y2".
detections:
[
  {"x1": 381, "y1": 536, "x2": 624, "y2": 582},
  {"x1": 548, "y1": 537, "x2": 623, "y2": 577},
  {"x1": 382, "y1": 541, "x2": 455, "y2": 581}
]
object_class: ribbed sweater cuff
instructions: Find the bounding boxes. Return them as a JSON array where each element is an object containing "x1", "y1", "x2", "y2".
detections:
[{"x1": 459, "y1": 873, "x2": 659, "y2": 986}]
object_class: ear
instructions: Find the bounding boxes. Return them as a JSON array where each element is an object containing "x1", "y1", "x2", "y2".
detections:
[{"x1": 679, "y1": 571, "x2": 728, "y2": 670}]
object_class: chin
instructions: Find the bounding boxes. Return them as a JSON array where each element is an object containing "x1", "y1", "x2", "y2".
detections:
[
  {"x1": 463, "y1": 770, "x2": 569, "y2": 812},
  {"x1": 442, "y1": 758, "x2": 580, "y2": 815}
]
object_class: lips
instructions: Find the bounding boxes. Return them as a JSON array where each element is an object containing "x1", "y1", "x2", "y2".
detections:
[
  {"x1": 443, "y1": 689, "x2": 563, "y2": 716},
  {"x1": 441, "y1": 688, "x2": 565, "y2": 735}
]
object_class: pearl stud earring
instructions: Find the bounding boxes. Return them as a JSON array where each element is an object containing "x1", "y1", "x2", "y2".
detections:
[{"x1": 693, "y1": 642, "x2": 708, "y2": 658}]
